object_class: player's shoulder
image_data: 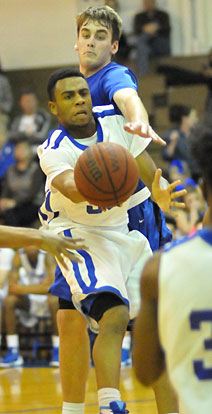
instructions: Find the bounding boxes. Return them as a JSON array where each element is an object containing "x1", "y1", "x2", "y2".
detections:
[
  {"x1": 93, "y1": 105, "x2": 126, "y2": 134},
  {"x1": 97, "y1": 62, "x2": 137, "y2": 79},
  {"x1": 37, "y1": 127, "x2": 68, "y2": 157},
  {"x1": 163, "y1": 228, "x2": 212, "y2": 254}
]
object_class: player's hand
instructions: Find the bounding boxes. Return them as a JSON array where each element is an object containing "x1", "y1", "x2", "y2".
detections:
[
  {"x1": 39, "y1": 228, "x2": 88, "y2": 268},
  {"x1": 124, "y1": 121, "x2": 166, "y2": 146},
  {"x1": 152, "y1": 169, "x2": 187, "y2": 217}
]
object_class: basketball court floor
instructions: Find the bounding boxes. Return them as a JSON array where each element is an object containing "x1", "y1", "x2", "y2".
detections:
[{"x1": 0, "y1": 366, "x2": 157, "y2": 414}]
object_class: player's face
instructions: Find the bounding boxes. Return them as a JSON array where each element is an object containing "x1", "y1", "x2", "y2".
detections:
[
  {"x1": 76, "y1": 19, "x2": 118, "y2": 76},
  {"x1": 49, "y1": 77, "x2": 94, "y2": 130}
]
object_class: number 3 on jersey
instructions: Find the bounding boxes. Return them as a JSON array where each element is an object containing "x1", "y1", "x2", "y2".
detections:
[{"x1": 190, "y1": 310, "x2": 212, "y2": 380}]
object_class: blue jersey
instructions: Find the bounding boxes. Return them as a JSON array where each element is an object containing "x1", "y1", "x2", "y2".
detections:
[
  {"x1": 87, "y1": 62, "x2": 137, "y2": 114},
  {"x1": 87, "y1": 61, "x2": 172, "y2": 250}
]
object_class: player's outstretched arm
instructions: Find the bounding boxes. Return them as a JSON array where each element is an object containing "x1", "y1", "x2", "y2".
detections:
[
  {"x1": 152, "y1": 169, "x2": 187, "y2": 216},
  {"x1": 0, "y1": 225, "x2": 87, "y2": 268},
  {"x1": 133, "y1": 251, "x2": 165, "y2": 385},
  {"x1": 113, "y1": 88, "x2": 166, "y2": 146}
]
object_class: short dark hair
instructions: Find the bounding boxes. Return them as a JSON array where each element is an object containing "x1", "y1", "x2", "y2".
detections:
[
  {"x1": 47, "y1": 68, "x2": 86, "y2": 100},
  {"x1": 169, "y1": 104, "x2": 192, "y2": 124},
  {"x1": 189, "y1": 118, "x2": 212, "y2": 190},
  {"x1": 76, "y1": 6, "x2": 122, "y2": 42}
]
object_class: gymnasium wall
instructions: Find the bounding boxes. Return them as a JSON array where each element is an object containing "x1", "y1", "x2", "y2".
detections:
[{"x1": 1, "y1": 0, "x2": 212, "y2": 71}]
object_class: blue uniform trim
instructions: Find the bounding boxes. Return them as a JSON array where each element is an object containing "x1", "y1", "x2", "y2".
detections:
[
  {"x1": 162, "y1": 228, "x2": 212, "y2": 253},
  {"x1": 50, "y1": 229, "x2": 129, "y2": 307}
]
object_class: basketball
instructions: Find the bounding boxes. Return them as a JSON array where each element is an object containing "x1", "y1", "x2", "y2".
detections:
[{"x1": 74, "y1": 142, "x2": 139, "y2": 208}]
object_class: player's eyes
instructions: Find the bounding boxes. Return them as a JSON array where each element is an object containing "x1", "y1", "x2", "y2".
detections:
[{"x1": 82, "y1": 34, "x2": 90, "y2": 39}]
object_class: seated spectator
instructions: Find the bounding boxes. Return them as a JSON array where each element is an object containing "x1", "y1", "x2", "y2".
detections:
[
  {"x1": 134, "y1": 0, "x2": 171, "y2": 76},
  {"x1": 8, "y1": 90, "x2": 51, "y2": 154},
  {"x1": 105, "y1": 0, "x2": 133, "y2": 62},
  {"x1": 175, "y1": 184, "x2": 205, "y2": 238},
  {"x1": 162, "y1": 104, "x2": 200, "y2": 181},
  {"x1": 0, "y1": 124, "x2": 15, "y2": 195},
  {"x1": 0, "y1": 247, "x2": 59, "y2": 368},
  {"x1": 0, "y1": 60, "x2": 13, "y2": 128},
  {"x1": 0, "y1": 137, "x2": 45, "y2": 227}
]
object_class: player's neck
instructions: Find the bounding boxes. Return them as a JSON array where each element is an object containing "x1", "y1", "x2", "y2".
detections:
[
  {"x1": 64, "y1": 120, "x2": 97, "y2": 139},
  {"x1": 80, "y1": 59, "x2": 111, "y2": 77}
]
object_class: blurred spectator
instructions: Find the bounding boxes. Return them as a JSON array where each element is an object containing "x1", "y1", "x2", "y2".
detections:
[
  {"x1": 164, "y1": 213, "x2": 177, "y2": 241},
  {"x1": 134, "y1": 0, "x2": 171, "y2": 76},
  {"x1": 175, "y1": 184, "x2": 205, "y2": 238},
  {"x1": 202, "y1": 47, "x2": 212, "y2": 113},
  {"x1": 8, "y1": 90, "x2": 51, "y2": 154},
  {"x1": 0, "y1": 247, "x2": 59, "y2": 368},
  {"x1": 162, "y1": 104, "x2": 200, "y2": 181},
  {"x1": 0, "y1": 124, "x2": 15, "y2": 196},
  {"x1": 0, "y1": 60, "x2": 13, "y2": 127},
  {"x1": 105, "y1": 0, "x2": 133, "y2": 62},
  {"x1": 0, "y1": 137, "x2": 44, "y2": 227}
]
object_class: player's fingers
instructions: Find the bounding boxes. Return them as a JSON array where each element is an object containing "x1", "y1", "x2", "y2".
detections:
[
  {"x1": 170, "y1": 189, "x2": 187, "y2": 199},
  {"x1": 55, "y1": 251, "x2": 82, "y2": 269},
  {"x1": 149, "y1": 127, "x2": 166, "y2": 146},
  {"x1": 153, "y1": 168, "x2": 163, "y2": 185},
  {"x1": 170, "y1": 201, "x2": 186, "y2": 209},
  {"x1": 168, "y1": 180, "x2": 182, "y2": 191}
]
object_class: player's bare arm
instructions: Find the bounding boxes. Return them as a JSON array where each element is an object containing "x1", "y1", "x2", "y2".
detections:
[
  {"x1": 113, "y1": 88, "x2": 166, "y2": 146},
  {"x1": 133, "y1": 251, "x2": 165, "y2": 385},
  {"x1": 0, "y1": 225, "x2": 87, "y2": 267},
  {"x1": 52, "y1": 169, "x2": 86, "y2": 204}
]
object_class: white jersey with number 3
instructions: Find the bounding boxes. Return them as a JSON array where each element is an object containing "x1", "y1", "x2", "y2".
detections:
[{"x1": 158, "y1": 229, "x2": 212, "y2": 414}]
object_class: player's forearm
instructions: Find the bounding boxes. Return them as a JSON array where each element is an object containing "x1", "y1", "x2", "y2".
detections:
[
  {"x1": 52, "y1": 172, "x2": 86, "y2": 203},
  {"x1": 136, "y1": 151, "x2": 157, "y2": 190},
  {"x1": 0, "y1": 226, "x2": 44, "y2": 249},
  {"x1": 114, "y1": 90, "x2": 149, "y2": 123}
]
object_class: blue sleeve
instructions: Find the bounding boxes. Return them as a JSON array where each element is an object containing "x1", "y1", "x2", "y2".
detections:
[{"x1": 101, "y1": 66, "x2": 138, "y2": 102}]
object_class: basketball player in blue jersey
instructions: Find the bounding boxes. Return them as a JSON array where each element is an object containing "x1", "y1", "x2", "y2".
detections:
[
  {"x1": 133, "y1": 120, "x2": 212, "y2": 414},
  {"x1": 37, "y1": 68, "x2": 185, "y2": 414},
  {"x1": 74, "y1": 6, "x2": 179, "y2": 413},
  {"x1": 75, "y1": 5, "x2": 172, "y2": 252}
]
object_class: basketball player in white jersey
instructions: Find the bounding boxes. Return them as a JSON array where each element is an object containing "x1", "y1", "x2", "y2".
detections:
[
  {"x1": 0, "y1": 246, "x2": 59, "y2": 368},
  {"x1": 37, "y1": 67, "x2": 185, "y2": 414},
  {"x1": 133, "y1": 120, "x2": 212, "y2": 414}
]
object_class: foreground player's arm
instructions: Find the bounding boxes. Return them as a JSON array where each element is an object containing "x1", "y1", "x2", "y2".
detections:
[
  {"x1": 133, "y1": 251, "x2": 165, "y2": 385},
  {"x1": 113, "y1": 88, "x2": 166, "y2": 145},
  {"x1": 0, "y1": 225, "x2": 86, "y2": 267},
  {"x1": 136, "y1": 153, "x2": 186, "y2": 215},
  {"x1": 52, "y1": 169, "x2": 86, "y2": 203}
]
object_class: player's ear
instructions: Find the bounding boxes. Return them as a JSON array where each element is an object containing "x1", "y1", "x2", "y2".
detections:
[
  {"x1": 48, "y1": 101, "x2": 58, "y2": 116},
  {"x1": 74, "y1": 43, "x2": 79, "y2": 51},
  {"x1": 111, "y1": 40, "x2": 119, "y2": 55}
]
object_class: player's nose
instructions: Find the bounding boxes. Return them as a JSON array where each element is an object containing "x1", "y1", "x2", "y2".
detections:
[{"x1": 87, "y1": 36, "x2": 95, "y2": 47}]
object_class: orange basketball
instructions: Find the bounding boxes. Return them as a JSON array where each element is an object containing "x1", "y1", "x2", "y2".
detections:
[{"x1": 74, "y1": 142, "x2": 139, "y2": 208}]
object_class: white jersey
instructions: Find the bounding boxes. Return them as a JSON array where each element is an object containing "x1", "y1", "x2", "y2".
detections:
[
  {"x1": 158, "y1": 228, "x2": 212, "y2": 414},
  {"x1": 38, "y1": 108, "x2": 151, "y2": 233},
  {"x1": 37, "y1": 108, "x2": 152, "y2": 326}
]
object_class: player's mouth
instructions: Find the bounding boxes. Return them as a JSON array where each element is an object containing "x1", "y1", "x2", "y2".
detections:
[
  {"x1": 75, "y1": 110, "x2": 87, "y2": 116},
  {"x1": 84, "y1": 51, "x2": 95, "y2": 56}
]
